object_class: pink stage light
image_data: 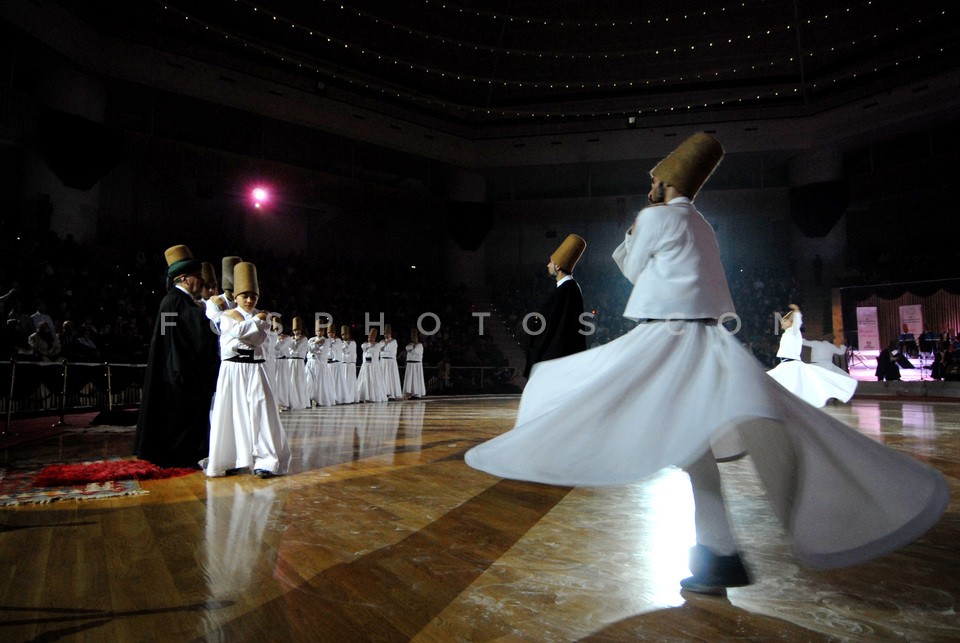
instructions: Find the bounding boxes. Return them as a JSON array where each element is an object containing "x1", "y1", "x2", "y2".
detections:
[{"x1": 251, "y1": 187, "x2": 269, "y2": 205}]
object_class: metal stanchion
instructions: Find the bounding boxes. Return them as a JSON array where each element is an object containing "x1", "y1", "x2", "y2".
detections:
[
  {"x1": 52, "y1": 360, "x2": 69, "y2": 427},
  {"x1": 106, "y1": 363, "x2": 113, "y2": 411},
  {"x1": 2, "y1": 360, "x2": 17, "y2": 437}
]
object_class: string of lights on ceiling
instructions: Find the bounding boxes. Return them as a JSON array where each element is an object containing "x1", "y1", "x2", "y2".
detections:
[
  {"x1": 152, "y1": 1, "x2": 954, "y2": 121},
  {"x1": 169, "y1": 0, "x2": 949, "y2": 89},
  {"x1": 413, "y1": 0, "x2": 773, "y2": 27},
  {"x1": 233, "y1": 0, "x2": 891, "y2": 61}
]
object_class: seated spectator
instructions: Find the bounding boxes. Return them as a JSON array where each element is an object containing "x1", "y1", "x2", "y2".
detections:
[
  {"x1": 30, "y1": 301, "x2": 54, "y2": 332},
  {"x1": 59, "y1": 320, "x2": 98, "y2": 361},
  {"x1": 27, "y1": 321, "x2": 61, "y2": 362}
]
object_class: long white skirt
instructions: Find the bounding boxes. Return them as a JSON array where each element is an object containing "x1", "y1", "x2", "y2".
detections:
[
  {"x1": 357, "y1": 361, "x2": 387, "y2": 402},
  {"x1": 767, "y1": 360, "x2": 858, "y2": 407},
  {"x1": 206, "y1": 361, "x2": 291, "y2": 477},
  {"x1": 340, "y1": 363, "x2": 359, "y2": 403},
  {"x1": 381, "y1": 359, "x2": 403, "y2": 399},
  {"x1": 403, "y1": 362, "x2": 426, "y2": 397},
  {"x1": 811, "y1": 360, "x2": 852, "y2": 376},
  {"x1": 306, "y1": 357, "x2": 338, "y2": 407},
  {"x1": 279, "y1": 358, "x2": 310, "y2": 409},
  {"x1": 465, "y1": 320, "x2": 948, "y2": 570}
]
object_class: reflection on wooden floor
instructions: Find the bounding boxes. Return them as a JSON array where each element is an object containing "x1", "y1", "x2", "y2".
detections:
[{"x1": 1, "y1": 396, "x2": 959, "y2": 641}]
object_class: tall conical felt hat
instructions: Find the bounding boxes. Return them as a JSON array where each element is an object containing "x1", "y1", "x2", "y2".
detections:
[
  {"x1": 384, "y1": 323, "x2": 392, "y2": 335},
  {"x1": 221, "y1": 256, "x2": 242, "y2": 291},
  {"x1": 292, "y1": 316, "x2": 303, "y2": 332},
  {"x1": 164, "y1": 244, "x2": 202, "y2": 280},
  {"x1": 550, "y1": 234, "x2": 586, "y2": 273},
  {"x1": 200, "y1": 262, "x2": 218, "y2": 287},
  {"x1": 650, "y1": 132, "x2": 724, "y2": 198},
  {"x1": 232, "y1": 262, "x2": 259, "y2": 296},
  {"x1": 340, "y1": 324, "x2": 351, "y2": 338}
]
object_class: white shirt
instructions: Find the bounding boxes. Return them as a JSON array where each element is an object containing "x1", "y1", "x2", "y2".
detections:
[
  {"x1": 777, "y1": 312, "x2": 804, "y2": 360},
  {"x1": 612, "y1": 197, "x2": 734, "y2": 321},
  {"x1": 803, "y1": 339, "x2": 846, "y2": 364},
  {"x1": 219, "y1": 308, "x2": 269, "y2": 360}
]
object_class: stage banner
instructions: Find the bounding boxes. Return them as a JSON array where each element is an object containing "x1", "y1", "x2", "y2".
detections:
[
  {"x1": 857, "y1": 306, "x2": 881, "y2": 350},
  {"x1": 899, "y1": 304, "x2": 924, "y2": 335}
]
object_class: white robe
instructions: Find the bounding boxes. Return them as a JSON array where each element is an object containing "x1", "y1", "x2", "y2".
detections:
[
  {"x1": 357, "y1": 340, "x2": 387, "y2": 402},
  {"x1": 262, "y1": 328, "x2": 279, "y2": 394},
  {"x1": 466, "y1": 197, "x2": 948, "y2": 570},
  {"x1": 380, "y1": 338, "x2": 403, "y2": 399},
  {"x1": 306, "y1": 336, "x2": 338, "y2": 407},
  {"x1": 340, "y1": 339, "x2": 359, "y2": 404},
  {"x1": 403, "y1": 342, "x2": 426, "y2": 397},
  {"x1": 273, "y1": 335, "x2": 293, "y2": 408},
  {"x1": 768, "y1": 318, "x2": 857, "y2": 407},
  {"x1": 324, "y1": 337, "x2": 347, "y2": 403},
  {"x1": 804, "y1": 339, "x2": 852, "y2": 376},
  {"x1": 280, "y1": 335, "x2": 310, "y2": 410},
  {"x1": 206, "y1": 308, "x2": 291, "y2": 477}
]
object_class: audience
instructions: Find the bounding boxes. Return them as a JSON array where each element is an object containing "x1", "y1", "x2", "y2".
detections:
[
  {"x1": 0, "y1": 231, "x2": 507, "y2": 383},
  {"x1": 27, "y1": 321, "x2": 60, "y2": 361},
  {"x1": 0, "y1": 227, "x2": 951, "y2": 381}
]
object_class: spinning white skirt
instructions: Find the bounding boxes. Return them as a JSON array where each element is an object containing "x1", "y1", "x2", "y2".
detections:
[
  {"x1": 465, "y1": 320, "x2": 948, "y2": 570},
  {"x1": 767, "y1": 360, "x2": 858, "y2": 407}
]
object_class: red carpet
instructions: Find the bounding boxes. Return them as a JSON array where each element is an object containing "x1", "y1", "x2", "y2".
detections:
[{"x1": 33, "y1": 459, "x2": 197, "y2": 487}]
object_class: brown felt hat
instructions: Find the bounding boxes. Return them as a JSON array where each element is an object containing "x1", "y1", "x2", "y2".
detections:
[
  {"x1": 200, "y1": 262, "x2": 218, "y2": 287},
  {"x1": 164, "y1": 244, "x2": 202, "y2": 281},
  {"x1": 221, "y1": 256, "x2": 242, "y2": 291},
  {"x1": 650, "y1": 132, "x2": 724, "y2": 199},
  {"x1": 165, "y1": 244, "x2": 192, "y2": 266},
  {"x1": 232, "y1": 262, "x2": 259, "y2": 296},
  {"x1": 550, "y1": 234, "x2": 586, "y2": 273},
  {"x1": 292, "y1": 316, "x2": 303, "y2": 332}
]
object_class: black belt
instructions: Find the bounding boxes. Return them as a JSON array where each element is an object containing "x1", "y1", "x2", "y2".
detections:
[
  {"x1": 639, "y1": 318, "x2": 717, "y2": 324},
  {"x1": 382, "y1": 356, "x2": 393, "y2": 359},
  {"x1": 278, "y1": 356, "x2": 289, "y2": 359},
  {"x1": 327, "y1": 359, "x2": 339, "y2": 363},
  {"x1": 364, "y1": 358, "x2": 372, "y2": 362},
  {"x1": 226, "y1": 349, "x2": 264, "y2": 364},
  {"x1": 779, "y1": 357, "x2": 797, "y2": 362},
  {"x1": 406, "y1": 360, "x2": 420, "y2": 363}
]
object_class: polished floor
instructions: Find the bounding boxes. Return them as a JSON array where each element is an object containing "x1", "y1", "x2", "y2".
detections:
[{"x1": 1, "y1": 396, "x2": 959, "y2": 641}]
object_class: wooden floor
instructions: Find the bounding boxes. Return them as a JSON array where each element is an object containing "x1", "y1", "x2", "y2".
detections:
[{"x1": 1, "y1": 396, "x2": 959, "y2": 641}]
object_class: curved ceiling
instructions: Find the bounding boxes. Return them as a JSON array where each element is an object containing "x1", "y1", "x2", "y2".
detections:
[{"x1": 56, "y1": 0, "x2": 959, "y2": 128}]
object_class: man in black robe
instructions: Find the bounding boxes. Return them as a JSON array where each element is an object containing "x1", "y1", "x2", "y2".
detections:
[
  {"x1": 524, "y1": 234, "x2": 588, "y2": 378},
  {"x1": 875, "y1": 341, "x2": 902, "y2": 382},
  {"x1": 134, "y1": 245, "x2": 220, "y2": 468}
]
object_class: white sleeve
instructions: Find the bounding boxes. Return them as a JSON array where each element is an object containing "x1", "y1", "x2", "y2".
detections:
[
  {"x1": 224, "y1": 315, "x2": 268, "y2": 346},
  {"x1": 612, "y1": 210, "x2": 662, "y2": 284}
]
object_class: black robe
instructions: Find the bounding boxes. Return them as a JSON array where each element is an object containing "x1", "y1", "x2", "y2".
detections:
[
  {"x1": 524, "y1": 277, "x2": 587, "y2": 378},
  {"x1": 134, "y1": 287, "x2": 220, "y2": 467},
  {"x1": 875, "y1": 347, "x2": 901, "y2": 382}
]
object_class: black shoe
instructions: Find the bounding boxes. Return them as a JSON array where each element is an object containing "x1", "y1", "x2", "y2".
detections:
[
  {"x1": 253, "y1": 469, "x2": 277, "y2": 479},
  {"x1": 680, "y1": 545, "x2": 751, "y2": 595}
]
